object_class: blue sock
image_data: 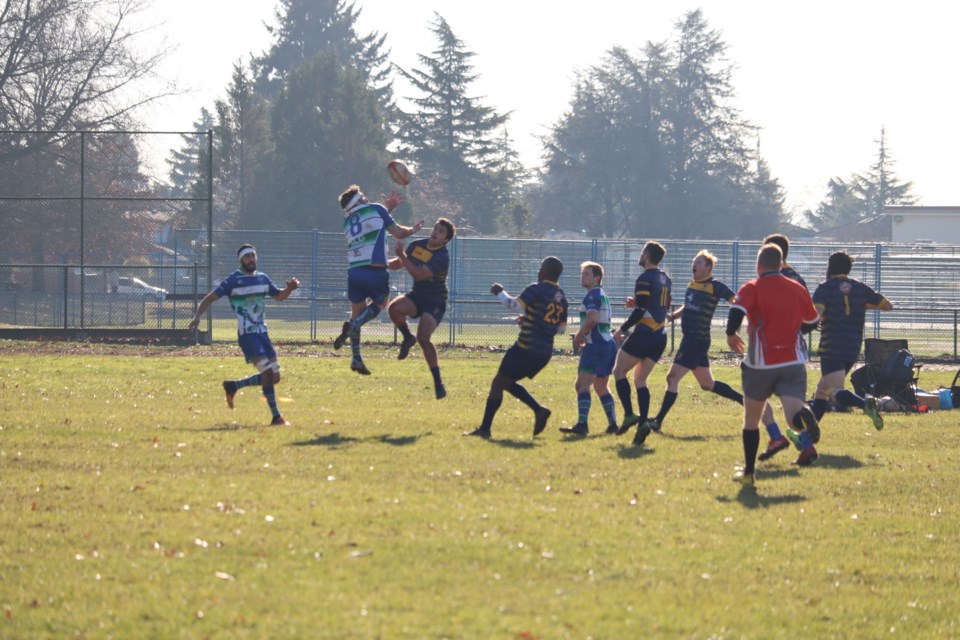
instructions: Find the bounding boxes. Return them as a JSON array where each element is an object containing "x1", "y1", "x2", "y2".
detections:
[
  {"x1": 577, "y1": 391, "x2": 591, "y2": 424},
  {"x1": 355, "y1": 303, "x2": 380, "y2": 327},
  {"x1": 236, "y1": 373, "x2": 261, "y2": 389},
  {"x1": 600, "y1": 393, "x2": 617, "y2": 425},
  {"x1": 765, "y1": 421, "x2": 783, "y2": 440},
  {"x1": 800, "y1": 431, "x2": 813, "y2": 449},
  {"x1": 263, "y1": 386, "x2": 280, "y2": 418},
  {"x1": 350, "y1": 331, "x2": 362, "y2": 360}
]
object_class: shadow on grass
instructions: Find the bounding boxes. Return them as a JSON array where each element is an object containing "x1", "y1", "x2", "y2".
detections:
[
  {"x1": 811, "y1": 453, "x2": 863, "y2": 470},
  {"x1": 200, "y1": 423, "x2": 249, "y2": 432},
  {"x1": 487, "y1": 437, "x2": 536, "y2": 450},
  {"x1": 656, "y1": 432, "x2": 710, "y2": 442},
  {"x1": 717, "y1": 486, "x2": 808, "y2": 508},
  {"x1": 289, "y1": 432, "x2": 431, "y2": 448},
  {"x1": 615, "y1": 444, "x2": 656, "y2": 460}
]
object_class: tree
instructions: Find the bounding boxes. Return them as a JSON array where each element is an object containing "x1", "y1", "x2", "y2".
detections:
[
  {"x1": 253, "y1": 0, "x2": 393, "y2": 109},
  {"x1": 805, "y1": 128, "x2": 917, "y2": 231},
  {"x1": 0, "y1": 0, "x2": 172, "y2": 161},
  {"x1": 250, "y1": 52, "x2": 390, "y2": 231},
  {"x1": 395, "y1": 13, "x2": 511, "y2": 234}
]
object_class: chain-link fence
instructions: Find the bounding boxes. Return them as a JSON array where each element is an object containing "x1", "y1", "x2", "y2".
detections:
[{"x1": 157, "y1": 231, "x2": 960, "y2": 360}]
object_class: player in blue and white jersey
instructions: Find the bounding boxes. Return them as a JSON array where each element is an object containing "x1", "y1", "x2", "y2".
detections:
[
  {"x1": 387, "y1": 217, "x2": 456, "y2": 400},
  {"x1": 189, "y1": 244, "x2": 300, "y2": 426},
  {"x1": 559, "y1": 261, "x2": 618, "y2": 436},
  {"x1": 811, "y1": 251, "x2": 892, "y2": 430},
  {"x1": 611, "y1": 241, "x2": 672, "y2": 446},
  {"x1": 335, "y1": 185, "x2": 425, "y2": 375},
  {"x1": 465, "y1": 257, "x2": 568, "y2": 439}
]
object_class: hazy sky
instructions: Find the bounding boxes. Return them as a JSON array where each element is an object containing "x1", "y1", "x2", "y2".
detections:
[{"x1": 145, "y1": 0, "x2": 960, "y2": 217}]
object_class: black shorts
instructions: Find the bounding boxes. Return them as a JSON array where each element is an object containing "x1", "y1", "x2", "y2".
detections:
[
  {"x1": 674, "y1": 336, "x2": 710, "y2": 369},
  {"x1": 407, "y1": 290, "x2": 446, "y2": 324},
  {"x1": 498, "y1": 345, "x2": 552, "y2": 381},
  {"x1": 820, "y1": 358, "x2": 855, "y2": 376},
  {"x1": 620, "y1": 330, "x2": 667, "y2": 362}
]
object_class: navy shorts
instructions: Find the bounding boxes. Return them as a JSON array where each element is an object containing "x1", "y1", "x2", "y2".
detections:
[
  {"x1": 620, "y1": 330, "x2": 667, "y2": 362},
  {"x1": 407, "y1": 290, "x2": 446, "y2": 324},
  {"x1": 674, "y1": 336, "x2": 711, "y2": 370},
  {"x1": 498, "y1": 345, "x2": 552, "y2": 381},
  {"x1": 347, "y1": 267, "x2": 389, "y2": 305},
  {"x1": 239, "y1": 332, "x2": 277, "y2": 365},
  {"x1": 820, "y1": 358, "x2": 856, "y2": 376},
  {"x1": 578, "y1": 340, "x2": 616, "y2": 376}
]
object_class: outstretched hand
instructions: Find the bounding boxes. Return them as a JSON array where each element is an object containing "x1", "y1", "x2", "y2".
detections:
[
  {"x1": 383, "y1": 191, "x2": 404, "y2": 212},
  {"x1": 490, "y1": 283, "x2": 504, "y2": 296}
]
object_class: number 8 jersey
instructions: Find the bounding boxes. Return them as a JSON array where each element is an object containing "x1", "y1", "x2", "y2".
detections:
[{"x1": 343, "y1": 201, "x2": 396, "y2": 268}]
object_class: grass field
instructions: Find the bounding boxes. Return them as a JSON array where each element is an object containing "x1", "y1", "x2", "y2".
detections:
[{"x1": 1, "y1": 343, "x2": 959, "y2": 638}]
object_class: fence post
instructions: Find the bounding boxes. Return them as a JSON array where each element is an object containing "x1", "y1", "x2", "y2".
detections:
[
  {"x1": 62, "y1": 265, "x2": 68, "y2": 330},
  {"x1": 311, "y1": 229, "x2": 319, "y2": 342},
  {"x1": 955, "y1": 310, "x2": 958, "y2": 359}
]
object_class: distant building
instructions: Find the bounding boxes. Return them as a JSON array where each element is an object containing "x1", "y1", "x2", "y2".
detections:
[
  {"x1": 813, "y1": 214, "x2": 891, "y2": 243},
  {"x1": 885, "y1": 206, "x2": 960, "y2": 244}
]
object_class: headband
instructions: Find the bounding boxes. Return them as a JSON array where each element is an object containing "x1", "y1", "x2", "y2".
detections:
[
  {"x1": 344, "y1": 192, "x2": 364, "y2": 211},
  {"x1": 238, "y1": 247, "x2": 256, "y2": 260}
]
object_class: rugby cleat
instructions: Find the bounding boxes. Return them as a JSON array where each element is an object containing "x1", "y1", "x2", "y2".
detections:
[
  {"x1": 632, "y1": 420, "x2": 653, "y2": 446},
  {"x1": 397, "y1": 335, "x2": 417, "y2": 360},
  {"x1": 758, "y1": 436, "x2": 790, "y2": 461},
  {"x1": 864, "y1": 394, "x2": 884, "y2": 431},
  {"x1": 559, "y1": 423, "x2": 589, "y2": 436},
  {"x1": 270, "y1": 415, "x2": 290, "y2": 427},
  {"x1": 222, "y1": 380, "x2": 238, "y2": 409},
  {"x1": 435, "y1": 383, "x2": 447, "y2": 400},
  {"x1": 605, "y1": 424, "x2": 619, "y2": 435},
  {"x1": 350, "y1": 359, "x2": 371, "y2": 375},
  {"x1": 533, "y1": 407, "x2": 552, "y2": 436},
  {"x1": 464, "y1": 426, "x2": 491, "y2": 439},
  {"x1": 794, "y1": 445, "x2": 819, "y2": 466},
  {"x1": 785, "y1": 428, "x2": 803, "y2": 451},
  {"x1": 616, "y1": 414, "x2": 640, "y2": 436},
  {"x1": 732, "y1": 470, "x2": 754, "y2": 486}
]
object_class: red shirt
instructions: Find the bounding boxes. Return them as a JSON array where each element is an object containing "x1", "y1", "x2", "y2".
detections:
[{"x1": 732, "y1": 272, "x2": 819, "y2": 369}]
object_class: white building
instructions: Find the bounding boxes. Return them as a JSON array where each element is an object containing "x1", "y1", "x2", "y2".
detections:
[{"x1": 885, "y1": 206, "x2": 960, "y2": 244}]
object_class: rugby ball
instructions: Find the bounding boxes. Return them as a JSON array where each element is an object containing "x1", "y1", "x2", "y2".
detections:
[{"x1": 387, "y1": 160, "x2": 412, "y2": 186}]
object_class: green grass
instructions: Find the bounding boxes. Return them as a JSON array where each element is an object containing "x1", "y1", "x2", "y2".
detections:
[{"x1": 2, "y1": 345, "x2": 959, "y2": 638}]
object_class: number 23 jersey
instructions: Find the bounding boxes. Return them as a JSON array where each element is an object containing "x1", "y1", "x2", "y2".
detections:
[{"x1": 516, "y1": 280, "x2": 568, "y2": 356}]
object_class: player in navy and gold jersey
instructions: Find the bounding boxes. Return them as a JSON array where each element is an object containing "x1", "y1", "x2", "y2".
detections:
[
  {"x1": 466, "y1": 257, "x2": 568, "y2": 439},
  {"x1": 188, "y1": 244, "x2": 300, "y2": 426},
  {"x1": 812, "y1": 251, "x2": 892, "y2": 430},
  {"x1": 612, "y1": 241, "x2": 672, "y2": 446},
  {"x1": 387, "y1": 217, "x2": 456, "y2": 399}
]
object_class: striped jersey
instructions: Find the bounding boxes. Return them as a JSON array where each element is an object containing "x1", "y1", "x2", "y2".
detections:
[
  {"x1": 213, "y1": 270, "x2": 280, "y2": 336},
  {"x1": 579, "y1": 286, "x2": 613, "y2": 344},
  {"x1": 515, "y1": 280, "x2": 569, "y2": 356},
  {"x1": 680, "y1": 278, "x2": 735, "y2": 341},
  {"x1": 813, "y1": 275, "x2": 886, "y2": 362},
  {"x1": 343, "y1": 202, "x2": 396, "y2": 268},
  {"x1": 406, "y1": 238, "x2": 449, "y2": 301},
  {"x1": 633, "y1": 267, "x2": 672, "y2": 333}
]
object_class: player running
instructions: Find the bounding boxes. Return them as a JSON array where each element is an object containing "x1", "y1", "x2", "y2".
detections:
[{"x1": 188, "y1": 244, "x2": 300, "y2": 426}]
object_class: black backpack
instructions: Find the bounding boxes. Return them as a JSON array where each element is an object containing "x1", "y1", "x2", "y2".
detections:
[{"x1": 880, "y1": 349, "x2": 916, "y2": 392}]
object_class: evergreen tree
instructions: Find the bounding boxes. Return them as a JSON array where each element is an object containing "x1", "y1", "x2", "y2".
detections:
[
  {"x1": 806, "y1": 128, "x2": 917, "y2": 231},
  {"x1": 164, "y1": 109, "x2": 216, "y2": 228},
  {"x1": 253, "y1": 0, "x2": 393, "y2": 109},
  {"x1": 395, "y1": 13, "x2": 511, "y2": 234}
]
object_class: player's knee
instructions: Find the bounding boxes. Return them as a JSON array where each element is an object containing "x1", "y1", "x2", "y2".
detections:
[{"x1": 699, "y1": 382, "x2": 713, "y2": 391}]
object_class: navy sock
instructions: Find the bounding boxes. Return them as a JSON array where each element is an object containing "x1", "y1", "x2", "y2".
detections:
[
  {"x1": 430, "y1": 366, "x2": 443, "y2": 387},
  {"x1": 656, "y1": 390, "x2": 678, "y2": 422},
  {"x1": 812, "y1": 398, "x2": 830, "y2": 420},
  {"x1": 743, "y1": 429, "x2": 760, "y2": 475},
  {"x1": 398, "y1": 323, "x2": 414, "y2": 340},
  {"x1": 636, "y1": 387, "x2": 650, "y2": 421},
  {"x1": 834, "y1": 389, "x2": 865, "y2": 410},
  {"x1": 355, "y1": 303, "x2": 380, "y2": 327},
  {"x1": 711, "y1": 381, "x2": 743, "y2": 404},
  {"x1": 615, "y1": 378, "x2": 634, "y2": 416},
  {"x1": 481, "y1": 396, "x2": 502, "y2": 429},
  {"x1": 507, "y1": 382, "x2": 540, "y2": 411}
]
